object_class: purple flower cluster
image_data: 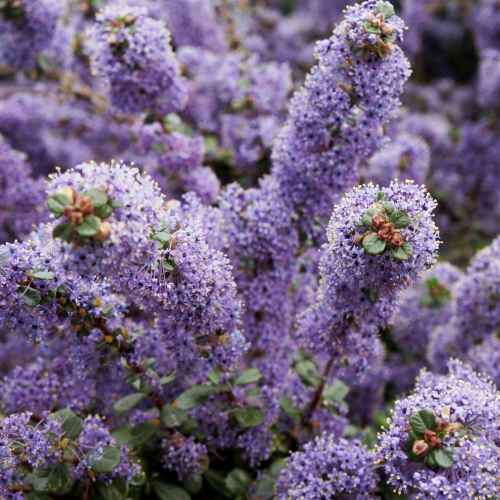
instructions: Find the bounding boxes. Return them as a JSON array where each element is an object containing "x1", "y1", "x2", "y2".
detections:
[
  {"x1": 276, "y1": 434, "x2": 378, "y2": 499},
  {"x1": 87, "y1": 5, "x2": 187, "y2": 115},
  {"x1": 0, "y1": 0, "x2": 63, "y2": 69},
  {"x1": 377, "y1": 361, "x2": 500, "y2": 498},
  {"x1": 271, "y1": 0, "x2": 411, "y2": 233}
]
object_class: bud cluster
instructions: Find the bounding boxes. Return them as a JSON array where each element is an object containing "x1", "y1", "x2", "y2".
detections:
[{"x1": 48, "y1": 186, "x2": 122, "y2": 244}]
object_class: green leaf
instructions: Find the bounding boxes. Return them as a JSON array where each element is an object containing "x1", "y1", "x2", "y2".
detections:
[
  {"x1": 152, "y1": 142, "x2": 165, "y2": 155},
  {"x1": 152, "y1": 480, "x2": 191, "y2": 500},
  {"x1": 161, "y1": 405, "x2": 187, "y2": 428},
  {"x1": 47, "y1": 193, "x2": 70, "y2": 214},
  {"x1": 388, "y1": 209, "x2": 411, "y2": 229},
  {"x1": 408, "y1": 429, "x2": 420, "y2": 442},
  {"x1": 323, "y1": 379, "x2": 349, "y2": 404},
  {"x1": 253, "y1": 476, "x2": 275, "y2": 499},
  {"x1": 233, "y1": 407, "x2": 263, "y2": 427},
  {"x1": 159, "y1": 372, "x2": 177, "y2": 385},
  {"x1": 130, "y1": 422, "x2": 157, "y2": 447},
  {"x1": 204, "y1": 470, "x2": 231, "y2": 498},
  {"x1": 208, "y1": 368, "x2": 221, "y2": 385},
  {"x1": 225, "y1": 468, "x2": 252, "y2": 496},
  {"x1": 83, "y1": 188, "x2": 108, "y2": 208},
  {"x1": 235, "y1": 368, "x2": 263, "y2": 386},
  {"x1": 425, "y1": 449, "x2": 437, "y2": 468},
  {"x1": 375, "y1": 192, "x2": 386, "y2": 202},
  {"x1": 391, "y1": 241, "x2": 414, "y2": 261},
  {"x1": 96, "y1": 204, "x2": 113, "y2": 220},
  {"x1": 76, "y1": 215, "x2": 101, "y2": 237},
  {"x1": 29, "y1": 464, "x2": 70, "y2": 493},
  {"x1": 111, "y1": 423, "x2": 133, "y2": 446},
  {"x1": 361, "y1": 208, "x2": 380, "y2": 228},
  {"x1": 353, "y1": 46, "x2": 367, "y2": 58},
  {"x1": 376, "y1": 1, "x2": 395, "y2": 18},
  {"x1": 109, "y1": 199, "x2": 124, "y2": 209},
  {"x1": 296, "y1": 360, "x2": 322, "y2": 387},
  {"x1": 361, "y1": 286, "x2": 380, "y2": 304},
  {"x1": 113, "y1": 393, "x2": 144, "y2": 413},
  {"x1": 152, "y1": 232, "x2": 172, "y2": 245},
  {"x1": 52, "y1": 408, "x2": 84, "y2": 441},
  {"x1": 175, "y1": 385, "x2": 221, "y2": 411},
  {"x1": 279, "y1": 397, "x2": 304, "y2": 422},
  {"x1": 92, "y1": 447, "x2": 121, "y2": 473},
  {"x1": 16, "y1": 286, "x2": 41, "y2": 307},
  {"x1": 363, "y1": 235, "x2": 386, "y2": 255},
  {"x1": 403, "y1": 439, "x2": 425, "y2": 463},
  {"x1": 182, "y1": 475, "x2": 203, "y2": 495},
  {"x1": 409, "y1": 409, "x2": 435, "y2": 438},
  {"x1": 382, "y1": 202, "x2": 395, "y2": 215},
  {"x1": 30, "y1": 271, "x2": 55, "y2": 280},
  {"x1": 53, "y1": 222, "x2": 73, "y2": 243},
  {"x1": 428, "y1": 447, "x2": 455, "y2": 469},
  {"x1": 364, "y1": 20, "x2": 380, "y2": 33},
  {"x1": 97, "y1": 478, "x2": 129, "y2": 500}
]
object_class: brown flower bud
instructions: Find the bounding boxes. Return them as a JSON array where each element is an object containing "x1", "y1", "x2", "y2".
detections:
[
  {"x1": 372, "y1": 18, "x2": 382, "y2": 28},
  {"x1": 74, "y1": 195, "x2": 94, "y2": 215},
  {"x1": 366, "y1": 12, "x2": 375, "y2": 22},
  {"x1": 353, "y1": 234, "x2": 365, "y2": 245},
  {"x1": 371, "y1": 213, "x2": 388, "y2": 230},
  {"x1": 388, "y1": 232, "x2": 404, "y2": 248},
  {"x1": 413, "y1": 440, "x2": 429, "y2": 457},
  {"x1": 424, "y1": 430, "x2": 442, "y2": 448},
  {"x1": 376, "y1": 13, "x2": 385, "y2": 22},
  {"x1": 378, "y1": 222, "x2": 395, "y2": 239},
  {"x1": 95, "y1": 222, "x2": 112, "y2": 240},
  {"x1": 57, "y1": 186, "x2": 77, "y2": 205},
  {"x1": 380, "y1": 24, "x2": 395, "y2": 36},
  {"x1": 448, "y1": 422, "x2": 463, "y2": 434}
]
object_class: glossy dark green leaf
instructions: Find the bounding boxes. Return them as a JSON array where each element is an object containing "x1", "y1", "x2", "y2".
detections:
[
  {"x1": 96, "y1": 204, "x2": 113, "y2": 220},
  {"x1": 111, "y1": 423, "x2": 133, "y2": 446},
  {"x1": 323, "y1": 379, "x2": 349, "y2": 404},
  {"x1": 92, "y1": 447, "x2": 121, "y2": 473},
  {"x1": 361, "y1": 208, "x2": 380, "y2": 228},
  {"x1": 47, "y1": 193, "x2": 70, "y2": 214},
  {"x1": 235, "y1": 368, "x2": 263, "y2": 386},
  {"x1": 53, "y1": 408, "x2": 84, "y2": 441},
  {"x1": 388, "y1": 209, "x2": 411, "y2": 229},
  {"x1": 76, "y1": 215, "x2": 101, "y2": 237},
  {"x1": 233, "y1": 407, "x2": 263, "y2": 427},
  {"x1": 16, "y1": 286, "x2": 41, "y2": 307},
  {"x1": 391, "y1": 240, "x2": 414, "y2": 262},
  {"x1": 182, "y1": 475, "x2": 203, "y2": 495},
  {"x1": 113, "y1": 393, "x2": 144, "y2": 413},
  {"x1": 376, "y1": 1, "x2": 395, "y2": 18},
  {"x1": 409, "y1": 408, "x2": 435, "y2": 438},
  {"x1": 225, "y1": 468, "x2": 252, "y2": 495},
  {"x1": 97, "y1": 478, "x2": 129, "y2": 500},
  {"x1": 175, "y1": 385, "x2": 221, "y2": 411},
  {"x1": 296, "y1": 360, "x2": 322, "y2": 387},
  {"x1": 363, "y1": 235, "x2": 386, "y2": 255},
  {"x1": 53, "y1": 222, "x2": 73, "y2": 243},
  {"x1": 30, "y1": 271, "x2": 55, "y2": 280},
  {"x1": 29, "y1": 464, "x2": 70, "y2": 493},
  {"x1": 130, "y1": 422, "x2": 157, "y2": 446},
  {"x1": 83, "y1": 188, "x2": 108, "y2": 208},
  {"x1": 428, "y1": 447, "x2": 455, "y2": 469},
  {"x1": 152, "y1": 480, "x2": 191, "y2": 500},
  {"x1": 382, "y1": 202, "x2": 395, "y2": 215},
  {"x1": 364, "y1": 21, "x2": 380, "y2": 33},
  {"x1": 161, "y1": 405, "x2": 187, "y2": 428}
]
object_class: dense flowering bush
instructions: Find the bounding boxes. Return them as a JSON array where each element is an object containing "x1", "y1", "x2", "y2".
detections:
[{"x1": 0, "y1": 0, "x2": 499, "y2": 499}]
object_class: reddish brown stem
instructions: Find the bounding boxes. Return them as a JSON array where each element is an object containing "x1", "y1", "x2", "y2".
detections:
[{"x1": 302, "y1": 356, "x2": 334, "y2": 424}]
